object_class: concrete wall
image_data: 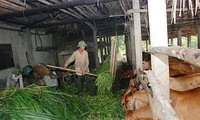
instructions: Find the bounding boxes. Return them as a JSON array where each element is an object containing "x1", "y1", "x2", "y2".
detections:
[
  {"x1": 0, "y1": 24, "x2": 53, "y2": 80},
  {"x1": 32, "y1": 32, "x2": 55, "y2": 65}
]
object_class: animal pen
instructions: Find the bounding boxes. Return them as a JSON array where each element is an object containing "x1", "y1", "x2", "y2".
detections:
[{"x1": 0, "y1": 0, "x2": 200, "y2": 120}]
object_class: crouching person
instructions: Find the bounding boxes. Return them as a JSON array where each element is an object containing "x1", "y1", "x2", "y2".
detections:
[{"x1": 7, "y1": 68, "x2": 24, "y2": 88}]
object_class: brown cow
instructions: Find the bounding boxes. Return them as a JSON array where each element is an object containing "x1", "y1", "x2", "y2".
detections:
[
  {"x1": 170, "y1": 73, "x2": 200, "y2": 91},
  {"x1": 121, "y1": 85, "x2": 136, "y2": 111},
  {"x1": 169, "y1": 57, "x2": 200, "y2": 77},
  {"x1": 125, "y1": 89, "x2": 149, "y2": 111},
  {"x1": 125, "y1": 106, "x2": 152, "y2": 120},
  {"x1": 121, "y1": 78, "x2": 138, "y2": 111},
  {"x1": 125, "y1": 88, "x2": 200, "y2": 120}
]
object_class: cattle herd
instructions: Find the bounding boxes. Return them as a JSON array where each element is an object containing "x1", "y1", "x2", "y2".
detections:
[{"x1": 120, "y1": 56, "x2": 200, "y2": 120}]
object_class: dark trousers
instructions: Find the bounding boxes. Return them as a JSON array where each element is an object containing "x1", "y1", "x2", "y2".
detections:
[{"x1": 76, "y1": 75, "x2": 95, "y2": 95}]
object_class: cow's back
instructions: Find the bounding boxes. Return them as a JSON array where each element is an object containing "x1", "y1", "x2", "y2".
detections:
[{"x1": 171, "y1": 88, "x2": 200, "y2": 120}]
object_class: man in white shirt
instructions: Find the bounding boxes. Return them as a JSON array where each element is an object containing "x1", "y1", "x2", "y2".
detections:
[{"x1": 64, "y1": 40, "x2": 95, "y2": 96}]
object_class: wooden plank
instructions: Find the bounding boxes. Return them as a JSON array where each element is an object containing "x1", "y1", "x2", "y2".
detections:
[
  {"x1": 149, "y1": 46, "x2": 200, "y2": 68},
  {"x1": 145, "y1": 70, "x2": 180, "y2": 120}
]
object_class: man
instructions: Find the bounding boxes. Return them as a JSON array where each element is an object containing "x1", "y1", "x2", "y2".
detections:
[
  {"x1": 64, "y1": 40, "x2": 95, "y2": 96},
  {"x1": 7, "y1": 68, "x2": 24, "y2": 88}
]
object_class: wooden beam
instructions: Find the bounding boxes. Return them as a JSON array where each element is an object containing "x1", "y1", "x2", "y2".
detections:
[
  {"x1": 149, "y1": 46, "x2": 200, "y2": 68},
  {"x1": 0, "y1": 0, "x2": 115, "y2": 19},
  {"x1": 29, "y1": 16, "x2": 122, "y2": 28}
]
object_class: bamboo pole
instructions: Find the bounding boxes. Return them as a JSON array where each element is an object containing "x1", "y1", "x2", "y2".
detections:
[{"x1": 46, "y1": 65, "x2": 97, "y2": 77}]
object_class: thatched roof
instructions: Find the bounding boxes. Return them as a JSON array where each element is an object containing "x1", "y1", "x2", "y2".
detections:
[{"x1": 0, "y1": 0, "x2": 199, "y2": 39}]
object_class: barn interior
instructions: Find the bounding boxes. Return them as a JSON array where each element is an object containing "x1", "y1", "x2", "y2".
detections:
[{"x1": 0, "y1": 0, "x2": 200, "y2": 120}]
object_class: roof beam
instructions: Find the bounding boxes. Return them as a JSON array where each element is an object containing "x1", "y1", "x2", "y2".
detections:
[
  {"x1": 0, "y1": 0, "x2": 116, "y2": 20},
  {"x1": 29, "y1": 16, "x2": 123, "y2": 28}
]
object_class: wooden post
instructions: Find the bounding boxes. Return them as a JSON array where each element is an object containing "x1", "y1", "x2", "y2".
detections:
[
  {"x1": 197, "y1": 22, "x2": 200, "y2": 49},
  {"x1": 125, "y1": 34, "x2": 131, "y2": 63},
  {"x1": 177, "y1": 30, "x2": 182, "y2": 46},
  {"x1": 93, "y1": 29, "x2": 99, "y2": 67},
  {"x1": 129, "y1": 23, "x2": 136, "y2": 66},
  {"x1": 25, "y1": 28, "x2": 35, "y2": 65},
  {"x1": 148, "y1": 0, "x2": 169, "y2": 98},
  {"x1": 104, "y1": 36, "x2": 108, "y2": 56},
  {"x1": 107, "y1": 36, "x2": 111, "y2": 55},
  {"x1": 86, "y1": 22, "x2": 99, "y2": 67},
  {"x1": 171, "y1": 38, "x2": 173, "y2": 46},
  {"x1": 146, "y1": 39, "x2": 149, "y2": 52},
  {"x1": 187, "y1": 35, "x2": 191, "y2": 47},
  {"x1": 110, "y1": 38, "x2": 117, "y2": 78},
  {"x1": 132, "y1": 0, "x2": 142, "y2": 71},
  {"x1": 99, "y1": 32, "x2": 104, "y2": 63}
]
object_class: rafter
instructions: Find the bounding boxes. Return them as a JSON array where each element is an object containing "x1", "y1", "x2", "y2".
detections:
[{"x1": 0, "y1": 0, "x2": 116, "y2": 20}]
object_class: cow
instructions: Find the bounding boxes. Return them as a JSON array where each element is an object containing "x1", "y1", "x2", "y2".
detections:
[
  {"x1": 121, "y1": 78, "x2": 148, "y2": 111},
  {"x1": 125, "y1": 106, "x2": 152, "y2": 120},
  {"x1": 121, "y1": 78, "x2": 137, "y2": 111},
  {"x1": 169, "y1": 57, "x2": 200, "y2": 77},
  {"x1": 170, "y1": 73, "x2": 200, "y2": 91},
  {"x1": 125, "y1": 89, "x2": 149, "y2": 111},
  {"x1": 121, "y1": 85, "x2": 136, "y2": 111},
  {"x1": 124, "y1": 88, "x2": 200, "y2": 120}
]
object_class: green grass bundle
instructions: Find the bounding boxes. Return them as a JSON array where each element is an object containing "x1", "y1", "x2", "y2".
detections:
[
  {"x1": 92, "y1": 57, "x2": 113, "y2": 95},
  {"x1": 81, "y1": 94, "x2": 124, "y2": 120},
  {"x1": 0, "y1": 85, "x2": 88, "y2": 120}
]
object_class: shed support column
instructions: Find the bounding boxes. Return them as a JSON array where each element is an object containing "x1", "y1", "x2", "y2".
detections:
[
  {"x1": 148, "y1": 0, "x2": 169, "y2": 98},
  {"x1": 129, "y1": 23, "x2": 136, "y2": 66},
  {"x1": 104, "y1": 36, "x2": 108, "y2": 56},
  {"x1": 99, "y1": 32, "x2": 104, "y2": 63},
  {"x1": 187, "y1": 36, "x2": 191, "y2": 47},
  {"x1": 93, "y1": 29, "x2": 99, "y2": 67},
  {"x1": 125, "y1": 34, "x2": 131, "y2": 63},
  {"x1": 171, "y1": 38, "x2": 173, "y2": 46},
  {"x1": 25, "y1": 29, "x2": 35, "y2": 65},
  {"x1": 148, "y1": 0, "x2": 178, "y2": 119},
  {"x1": 133, "y1": 0, "x2": 142, "y2": 70},
  {"x1": 177, "y1": 30, "x2": 182, "y2": 46},
  {"x1": 145, "y1": 39, "x2": 149, "y2": 52},
  {"x1": 198, "y1": 23, "x2": 200, "y2": 49},
  {"x1": 108, "y1": 36, "x2": 111, "y2": 55}
]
